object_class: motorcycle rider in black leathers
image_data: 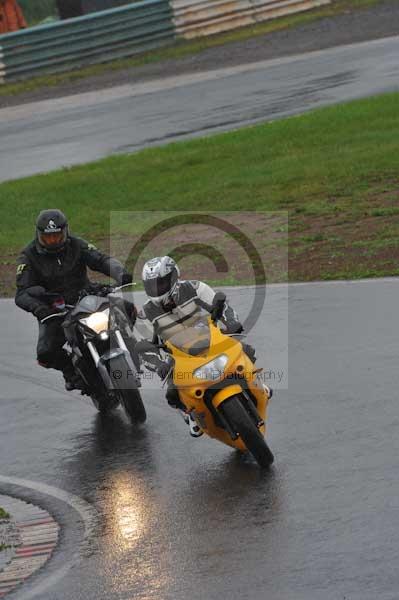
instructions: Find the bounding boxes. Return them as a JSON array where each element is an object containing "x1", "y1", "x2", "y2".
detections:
[
  {"x1": 140, "y1": 256, "x2": 256, "y2": 436},
  {"x1": 15, "y1": 209, "x2": 133, "y2": 391}
]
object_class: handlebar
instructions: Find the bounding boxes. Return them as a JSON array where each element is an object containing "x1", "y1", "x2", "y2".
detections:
[
  {"x1": 111, "y1": 282, "x2": 136, "y2": 293},
  {"x1": 37, "y1": 282, "x2": 136, "y2": 323},
  {"x1": 77, "y1": 281, "x2": 136, "y2": 300},
  {"x1": 40, "y1": 311, "x2": 69, "y2": 323}
]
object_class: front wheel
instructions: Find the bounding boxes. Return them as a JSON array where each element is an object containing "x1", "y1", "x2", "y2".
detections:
[
  {"x1": 118, "y1": 388, "x2": 146, "y2": 424},
  {"x1": 90, "y1": 392, "x2": 119, "y2": 414},
  {"x1": 221, "y1": 395, "x2": 274, "y2": 468},
  {"x1": 110, "y1": 355, "x2": 146, "y2": 424}
]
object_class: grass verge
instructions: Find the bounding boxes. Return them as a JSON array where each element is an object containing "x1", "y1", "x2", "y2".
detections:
[
  {"x1": 0, "y1": 0, "x2": 381, "y2": 99},
  {"x1": 0, "y1": 508, "x2": 10, "y2": 520},
  {"x1": 0, "y1": 91, "x2": 398, "y2": 294}
]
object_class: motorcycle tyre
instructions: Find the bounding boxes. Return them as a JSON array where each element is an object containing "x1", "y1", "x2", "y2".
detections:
[
  {"x1": 110, "y1": 355, "x2": 147, "y2": 424},
  {"x1": 221, "y1": 395, "x2": 274, "y2": 468}
]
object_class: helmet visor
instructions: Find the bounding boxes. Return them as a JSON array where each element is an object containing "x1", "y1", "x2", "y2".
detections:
[
  {"x1": 143, "y1": 270, "x2": 176, "y2": 299},
  {"x1": 38, "y1": 229, "x2": 67, "y2": 249}
]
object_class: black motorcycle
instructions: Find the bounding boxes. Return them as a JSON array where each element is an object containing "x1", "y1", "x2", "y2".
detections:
[{"x1": 35, "y1": 284, "x2": 146, "y2": 424}]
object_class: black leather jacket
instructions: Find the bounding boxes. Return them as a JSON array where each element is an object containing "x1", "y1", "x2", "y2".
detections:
[{"x1": 15, "y1": 235, "x2": 128, "y2": 315}]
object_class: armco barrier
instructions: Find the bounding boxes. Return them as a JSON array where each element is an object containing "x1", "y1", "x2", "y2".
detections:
[
  {"x1": 0, "y1": 0, "x2": 175, "y2": 82},
  {"x1": 0, "y1": 49, "x2": 5, "y2": 84},
  {"x1": 0, "y1": 0, "x2": 330, "y2": 83},
  {"x1": 171, "y1": 0, "x2": 330, "y2": 38}
]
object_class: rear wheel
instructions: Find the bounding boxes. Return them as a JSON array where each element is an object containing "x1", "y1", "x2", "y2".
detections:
[
  {"x1": 110, "y1": 356, "x2": 146, "y2": 424},
  {"x1": 221, "y1": 395, "x2": 274, "y2": 468}
]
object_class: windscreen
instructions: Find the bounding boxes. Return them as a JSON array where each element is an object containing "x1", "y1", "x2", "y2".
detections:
[
  {"x1": 165, "y1": 315, "x2": 211, "y2": 356},
  {"x1": 73, "y1": 295, "x2": 108, "y2": 315}
]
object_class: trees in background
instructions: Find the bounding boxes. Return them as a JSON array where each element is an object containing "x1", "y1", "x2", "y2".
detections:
[{"x1": 55, "y1": 0, "x2": 83, "y2": 18}]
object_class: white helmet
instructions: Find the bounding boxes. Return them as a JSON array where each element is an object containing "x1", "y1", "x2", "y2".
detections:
[{"x1": 142, "y1": 256, "x2": 180, "y2": 304}]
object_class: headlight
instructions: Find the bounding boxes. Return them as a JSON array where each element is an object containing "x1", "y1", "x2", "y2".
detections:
[
  {"x1": 80, "y1": 310, "x2": 109, "y2": 334},
  {"x1": 193, "y1": 354, "x2": 228, "y2": 381}
]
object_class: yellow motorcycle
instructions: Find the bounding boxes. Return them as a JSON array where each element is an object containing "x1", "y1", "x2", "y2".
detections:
[{"x1": 149, "y1": 294, "x2": 274, "y2": 467}]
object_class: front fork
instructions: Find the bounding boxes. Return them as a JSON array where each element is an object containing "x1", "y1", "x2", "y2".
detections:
[
  {"x1": 87, "y1": 329, "x2": 140, "y2": 390},
  {"x1": 212, "y1": 384, "x2": 265, "y2": 441}
]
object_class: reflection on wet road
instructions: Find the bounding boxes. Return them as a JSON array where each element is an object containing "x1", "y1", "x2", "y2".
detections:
[
  {"x1": 61, "y1": 413, "x2": 282, "y2": 600},
  {"x1": 1, "y1": 280, "x2": 399, "y2": 599}
]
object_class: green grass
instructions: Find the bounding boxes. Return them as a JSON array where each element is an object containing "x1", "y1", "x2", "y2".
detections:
[
  {"x1": 0, "y1": 91, "x2": 398, "y2": 291},
  {"x1": 1, "y1": 91, "x2": 398, "y2": 247},
  {"x1": 0, "y1": 0, "x2": 381, "y2": 98},
  {"x1": 0, "y1": 508, "x2": 10, "y2": 520},
  {"x1": 368, "y1": 207, "x2": 399, "y2": 217}
]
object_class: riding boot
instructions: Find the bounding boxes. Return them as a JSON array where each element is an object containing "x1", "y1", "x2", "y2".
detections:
[{"x1": 62, "y1": 361, "x2": 84, "y2": 391}]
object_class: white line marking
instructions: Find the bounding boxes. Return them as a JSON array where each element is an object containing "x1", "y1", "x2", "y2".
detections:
[{"x1": 0, "y1": 475, "x2": 96, "y2": 537}]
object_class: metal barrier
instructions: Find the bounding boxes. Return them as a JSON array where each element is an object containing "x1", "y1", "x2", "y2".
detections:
[
  {"x1": 172, "y1": 0, "x2": 330, "y2": 38},
  {"x1": 0, "y1": 0, "x2": 330, "y2": 83},
  {"x1": 0, "y1": 0, "x2": 175, "y2": 82}
]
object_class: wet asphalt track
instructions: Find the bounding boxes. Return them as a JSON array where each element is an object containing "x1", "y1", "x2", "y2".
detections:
[
  {"x1": 1, "y1": 280, "x2": 398, "y2": 599},
  {"x1": 0, "y1": 35, "x2": 399, "y2": 182}
]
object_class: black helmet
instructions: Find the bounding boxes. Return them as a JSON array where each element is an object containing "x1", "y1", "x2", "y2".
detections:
[{"x1": 36, "y1": 209, "x2": 68, "y2": 253}]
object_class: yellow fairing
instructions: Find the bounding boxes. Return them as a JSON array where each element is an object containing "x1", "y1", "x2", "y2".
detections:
[
  {"x1": 166, "y1": 319, "x2": 271, "y2": 452},
  {"x1": 212, "y1": 385, "x2": 242, "y2": 410}
]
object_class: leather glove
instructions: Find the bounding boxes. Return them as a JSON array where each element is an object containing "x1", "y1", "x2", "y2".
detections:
[
  {"x1": 210, "y1": 292, "x2": 227, "y2": 322},
  {"x1": 120, "y1": 273, "x2": 133, "y2": 286},
  {"x1": 156, "y1": 360, "x2": 172, "y2": 380},
  {"x1": 142, "y1": 353, "x2": 171, "y2": 380},
  {"x1": 226, "y1": 320, "x2": 244, "y2": 334},
  {"x1": 33, "y1": 306, "x2": 58, "y2": 322}
]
